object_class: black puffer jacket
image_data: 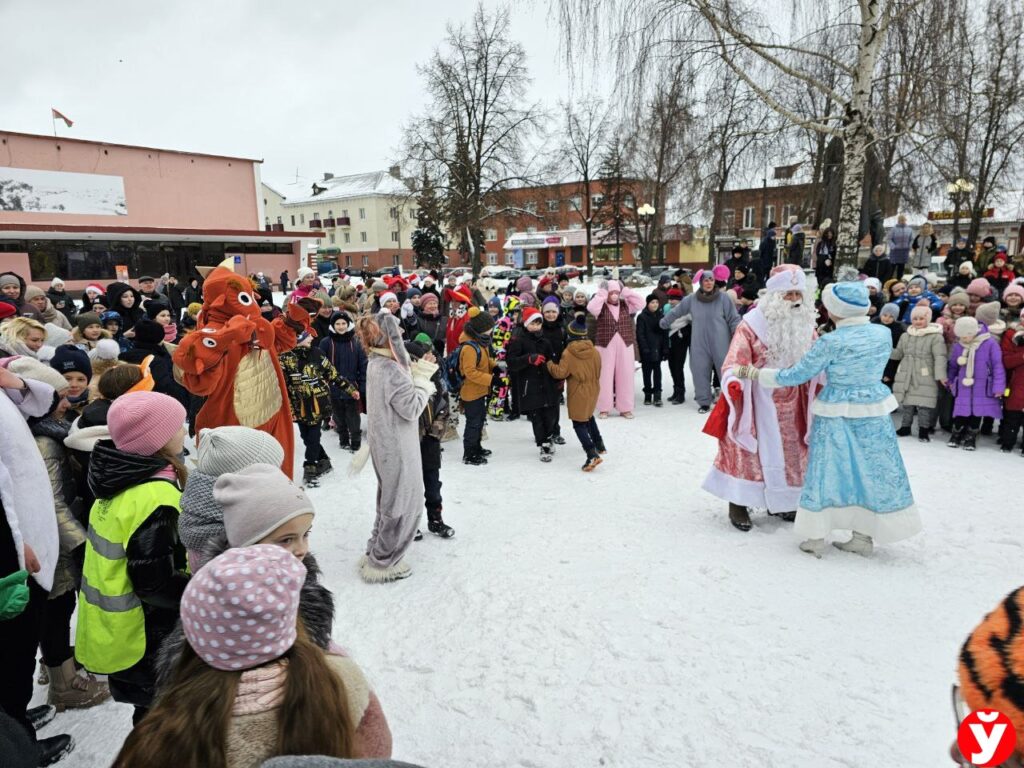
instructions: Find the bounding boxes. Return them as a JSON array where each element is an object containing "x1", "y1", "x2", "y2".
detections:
[
  {"x1": 541, "y1": 318, "x2": 567, "y2": 363},
  {"x1": 506, "y1": 326, "x2": 558, "y2": 412},
  {"x1": 119, "y1": 342, "x2": 189, "y2": 410},
  {"x1": 46, "y1": 287, "x2": 77, "y2": 322},
  {"x1": 87, "y1": 440, "x2": 188, "y2": 704}
]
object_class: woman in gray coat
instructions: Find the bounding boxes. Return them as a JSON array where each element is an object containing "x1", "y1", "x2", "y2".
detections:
[
  {"x1": 890, "y1": 304, "x2": 947, "y2": 440},
  {"x1": 354, "y1": 312, "x2": 436, "y2": 583},
  {"x1": 660, "y1": 267, "x2": 740, "y2": 412}
]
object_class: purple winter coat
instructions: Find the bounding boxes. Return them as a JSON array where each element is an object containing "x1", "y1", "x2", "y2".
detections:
[{"x1": 948, "y1": 335, "x2": 1006, "y2": 418}]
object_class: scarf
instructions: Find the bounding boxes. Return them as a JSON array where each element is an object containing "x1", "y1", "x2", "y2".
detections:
[
  {"x1": 696, "y1": 288, "x2": 718, "y2": 304},
  {"x1": 957, "y1": 332, "x2": 991, "y2": 386}
]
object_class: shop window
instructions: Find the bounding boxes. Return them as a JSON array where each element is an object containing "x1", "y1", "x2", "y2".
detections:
[
  {"x1": 570, "y1": 246, "x2": 584, "y2": 263},
  {"x1": 525, "y1": 249, "x2": 538, "y2": 265}
]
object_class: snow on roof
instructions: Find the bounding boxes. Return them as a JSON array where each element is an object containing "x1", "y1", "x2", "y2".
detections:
[
  {"x1": 262, "y1": 182, "x2": 286, "y2": 199},
  {"x1": 276, "y1": 171, "x2": 410, "y2": 206}
]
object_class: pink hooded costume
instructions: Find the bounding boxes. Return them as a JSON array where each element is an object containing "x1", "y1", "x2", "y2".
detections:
[{"x1": 587, "y1": 280, "x2": 644, "y2": 414}]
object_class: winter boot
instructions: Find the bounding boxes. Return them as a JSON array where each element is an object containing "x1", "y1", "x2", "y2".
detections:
[
  {"x1": 947, "y1": 427, "x2": 964, "y2": 448},
  {"x1": 37, "y1": 659, "x2": 49, "y2": 685},
  {"x1": 338, "y1": 434, "x2": 350, "y2": 450},
  {"x1": 728, "y1": 503, "x2": 752, "y2": 532},
  {"x1": 697, "y1": 405, "x2": 710, "y2": 414},
  {"x1": 427, "y1": 508, "x2": 455, "y2": 538},
  {"x1": 552, "y1": 433, "x2": 566, "y2": 445},
  {"x1": 833, "y1": 531, "x2": 874, "y2": 556},
  {"x1": 653, "y1": 392, "x2": 663, "y2": 407},
  {"x1": 799, "y1": 538, "x2": 826, "y2": 558},
  {"x1": 768, "y1": 510, "x2": 797, "y2": 522},
  {"x1": 643, "y1": 392, "x2": 653, "y2": 405},
  {"x1": 582, "y1": 449, "x2": 603, "y2": 472},
  {"x1": 896, "y1": 425, "x2": 912, "y2": 437},
  {"x1": 349, "y1": 440, "x2": 361, "y2": 452},
  {"x1": 478, "y1": 447, "x2": 493, "y2": 457},
  {"x1": 918, "y1": 427, "x2": 931, "y2": 443},
  {"x1": 27, "y1": 704, "x2": 56, "y2": 731},
  {"x1": 595, "y1": 439, "x2": 607, "y2": 455},
  {"x1": 47, "y1": 658, "x2": 110, "y2": 711},
  {"x1": 463, "y1": 452, "x2": 487, "y2": 466},
  {"x1": 540, "y1": 443, "x2": 553, "y2": 462},
  {"x1": 414, "y1": 529, "x2": 423, "y2": 542},
  {"x1": 302, "y1": 462, "x2": 320, "y2": 486},
  {"x1": 667, "y1": 392, "x2": 680, "y2": 405},
  {"x1": 316, "y1": 455, "x2": 333, "y2": 477},
  {"x1": 962, "y1": 429, "x2": 978, "y2": 451},
  {"x1": 358, "y1": 554, "x2": 412, "y2": 583},
  {"x1": 38, "y1": 734, "x2": 75, "y2": 766}
]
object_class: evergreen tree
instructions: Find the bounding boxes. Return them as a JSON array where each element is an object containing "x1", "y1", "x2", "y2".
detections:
[
  {"x1": 596, "y1": 138, "x2": 634, "y2": 264},
  {"x1": 412, "y1": 170, "x2": 447, "y2": 269}
]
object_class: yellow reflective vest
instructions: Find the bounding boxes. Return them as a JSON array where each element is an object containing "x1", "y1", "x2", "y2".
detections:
[{"x1": 75, "y1": 480, "x2": 182, "y2": 675}]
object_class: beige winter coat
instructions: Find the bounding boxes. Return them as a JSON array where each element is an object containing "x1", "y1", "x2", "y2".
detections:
[
  {"x1": 35, "y1": 432, "x2": 86, "y2": 598},
  {"x1": 890, "y1": 323, "x2": 947, "y2": 408}
]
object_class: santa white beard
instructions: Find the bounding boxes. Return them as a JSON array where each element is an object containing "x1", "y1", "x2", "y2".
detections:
[{"x1": 759, "y1": 290, "x2": 816, "y2": 368}]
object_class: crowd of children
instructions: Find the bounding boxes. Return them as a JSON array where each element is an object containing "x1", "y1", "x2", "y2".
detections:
[{"x1": 2, "y1": 241, "x2": 1023, "y2": 765}]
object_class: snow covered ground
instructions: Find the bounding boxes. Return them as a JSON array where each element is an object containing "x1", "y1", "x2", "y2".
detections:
[{"x1": 34, "y1": 361, "x2": 1023, "y2": 767}]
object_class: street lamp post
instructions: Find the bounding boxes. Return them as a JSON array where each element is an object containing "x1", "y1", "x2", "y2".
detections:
[
  {"x1": 638, "y1": 203, "x2": 656, "y2": 270},
  {"x1": 947, "y1": 177, "x2": 974, "y2": 243}
]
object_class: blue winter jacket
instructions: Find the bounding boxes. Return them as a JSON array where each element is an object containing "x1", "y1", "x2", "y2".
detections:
[
  {"x1": 893, "y1": 290, "x2": 943, "y2": 323},
  {"x1": 318, "y1": 331, "x2": 367, "y2": 399}
]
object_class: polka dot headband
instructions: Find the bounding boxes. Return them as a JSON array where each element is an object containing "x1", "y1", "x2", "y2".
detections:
[{"x1": 180, "y1": 544, "x2": 307, "y2": 671}]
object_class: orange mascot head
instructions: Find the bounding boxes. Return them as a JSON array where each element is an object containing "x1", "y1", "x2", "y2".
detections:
[{"x1": 201, "y1": 267, "x2": 261, "y2": 325}]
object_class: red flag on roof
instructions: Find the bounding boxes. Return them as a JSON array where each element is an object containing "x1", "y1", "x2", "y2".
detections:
[{"x1": 51, "y1": 108, "x2": 73, "y2": 128}]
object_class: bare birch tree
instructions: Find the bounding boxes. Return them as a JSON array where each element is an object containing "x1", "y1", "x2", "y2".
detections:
[{"x1": 556, "y1": 0, "x2": 929, "y2": 265}]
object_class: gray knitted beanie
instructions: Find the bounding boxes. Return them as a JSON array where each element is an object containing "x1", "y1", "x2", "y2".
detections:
[{"x1": 197, "y1": 426, "x2": 284, "y2": 476}]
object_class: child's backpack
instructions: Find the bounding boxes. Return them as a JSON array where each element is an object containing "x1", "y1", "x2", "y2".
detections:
[{"x1": 444, "y1": 339, "x2": 482, "y2": 394}]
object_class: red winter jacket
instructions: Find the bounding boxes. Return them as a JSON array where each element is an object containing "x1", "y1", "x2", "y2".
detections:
[{"x1": 1002, "y1": 330, "x2": 1024, "y2": 411}]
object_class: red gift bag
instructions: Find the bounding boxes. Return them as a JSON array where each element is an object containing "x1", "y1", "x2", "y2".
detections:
[{"x1": 702, "y1": 395, "x2": 730, "y2": 440}]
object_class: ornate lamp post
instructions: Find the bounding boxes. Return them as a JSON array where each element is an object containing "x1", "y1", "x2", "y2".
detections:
[{"x1": 637, "y1": 203, "x2": 656, "y2": 268}]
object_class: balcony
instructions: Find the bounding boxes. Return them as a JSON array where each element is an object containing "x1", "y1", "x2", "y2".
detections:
[
  {"x1": 323, "y1": 218, "x2": 336, "y2": 228},
  {"x1": 265, "y1": 223, "x2": 284, "y2": 232},
  {"x1": 309, "y1": 219, "x2": 323, "y2": 229},
  {"x1": 336, "y1": 216, "x2": 351, "y2": 227}
]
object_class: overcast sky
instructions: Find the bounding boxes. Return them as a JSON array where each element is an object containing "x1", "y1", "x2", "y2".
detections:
[{"x1": 2, "y1": 0, "x2": 593, "y2": 192}]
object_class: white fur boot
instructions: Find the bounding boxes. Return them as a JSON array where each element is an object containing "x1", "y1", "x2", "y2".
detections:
[
  {"x1": 832, "y1": 532, "x2": 874, "y2": 556},
  {"x1": 799, "y1": 538, "x2": 826, "y2": 558},
  {"x1": 359, "y1": 554, "x2": 412, "y2": 583}
]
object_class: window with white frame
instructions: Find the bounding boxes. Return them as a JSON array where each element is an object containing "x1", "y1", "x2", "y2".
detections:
[
  {"x1": 300, "y1": 213, "x2": 305, "y2": 224},
  {"x1": 591, "y1": 193, "x2": 605, "y2": 207},
  {"x1": 568, "y1": 222, "x2": 582, "y2": 231},
  {"x1": 526, "y1": 226, "x2": 538, "y2": 234},
  {"x1": 276, "y1": 216, "x2": 281, "y2": 224},
  {"x1": 342, "y1": 209, "x2": 348, "y2": 218},
  {"x1": 409, "y1": 208, "x2": 418, "y2": 220},
  {"x1": 329, "y1": 234, "x2": 335, "y2": 244},
  {"x1": 487, "y1": 252, "x2": 497, "y2": 265},
  {"x1": 344, "y1": 233, "x2": 351, "y2": 244},
  {"x1": 359, "y1": 208, "x2": 366, "y2": 219},
  {"x1": 546, "y1": 200, "x2": 559, "y2": 212},
  {"x1": 765, "y1": 205, "x2": 775, "y2": 226},
  {"x1": 525, "y1": 249, "x2": 539, "y2": 265},
  {"x1": 391, "y1": 231, "x2": 399, "y2": 243},
  {"x1": 345, "y1": 255, "x2": 352, "y2": 268},
  {"x1": 570, "y1": 195, "x2": 582, "y2": 210},
  {"x1": 392, "y1": 254, "x2": 401, "y2": 267},
  {"x1": 328, "y1": 210, "x2": 333, "y2": 217},
  {"x1": 781, "y1": 204, "x2": 794, "y2": 223},
  {"x1": 360, "y1": 232, "x2": 367, "y2": 243},
  {"x1": 290, "y1": 215, "x2": 296, "y2": 226},
  {"x1": 362, "y1": 255, "x2": 369, "y2": 267},
  {"x1": 485, "y1": 228, "x2": 497, "y2": 242},
  {"x1": 506, "y1": 227, "x2": 517, "y2": 237},
  {"x1": 505, "y1": 252, "x2": 515, "y2": 265},
  {"x1": 389, "y1": 207, "x2": 398, "y2": 219},
  {"x1": 624, "y1": 194, "x2": 635, "y2": 209},
  {"x1": 722, "y1": 209, "x2": 735, "y2": 230},
  {"x1": 313, "y1": 212, "x2": 320, "y2": 220},
  {"x1": 743, "y1": 207, "x2": 755, "y2": 229},
  {"x1": 524, "y1": 201, "x2": 538, "y2": 214}
]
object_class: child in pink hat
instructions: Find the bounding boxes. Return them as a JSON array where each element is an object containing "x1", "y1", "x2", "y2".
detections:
[{"x1": 74, "y1": 391, "x2": 189, "y2": 724}]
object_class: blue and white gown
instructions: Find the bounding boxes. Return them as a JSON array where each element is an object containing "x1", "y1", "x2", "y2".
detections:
[{"x1": 759, "y1": 316, "x2": 922, "y2": 543}]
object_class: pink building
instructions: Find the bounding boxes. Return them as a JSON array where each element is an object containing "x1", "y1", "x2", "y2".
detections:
[{"x1": 0, "y1": 131, "x2": 320, "y2": 291}]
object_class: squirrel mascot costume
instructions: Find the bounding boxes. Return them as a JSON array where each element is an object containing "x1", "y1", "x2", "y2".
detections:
[{"x1": 173, "y1": 265, "x2": 312, "y2": 478}]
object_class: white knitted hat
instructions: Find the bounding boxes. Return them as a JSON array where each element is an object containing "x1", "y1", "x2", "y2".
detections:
[
  {"x1": 214, "y1": 464, "x2": 315, "y2": 546},
  {"x1": 8, "y1": 356, "x2": 70, "y2": 393},
  {"x1": 197, "y1": 426, "x2": 285, "y2": 476}
]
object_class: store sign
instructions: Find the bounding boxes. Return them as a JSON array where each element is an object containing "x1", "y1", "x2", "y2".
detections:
[
  {"x1": 928, "y1": 208, "x2": 994, "y2": 221},
  {"x1": 509, "y1": 236, "x2": 550, "y2": 248},
  {"x1": 545, "y1": 236, "x2": 565, "y2": 246},
  {"x1": 115, "y1": 264, "x2": 129, "y2": 282},
  {"x1": 0, "y1": 167, "x2": 127, "y2": 215}
]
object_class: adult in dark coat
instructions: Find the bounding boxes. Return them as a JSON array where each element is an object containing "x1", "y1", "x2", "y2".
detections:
[
  {"x1": 635, "y1": 294, "x2": 670, "y2": 405},
  {"x1": 162, "y1": 276, "x2": 186, "y2": 320},
  {"x1": 724, "y1": 246, "x2": 749, "y2": 281},
  {"x1": 812, "y1": 227, "x2": 837, "y2": 287},
  {"x1": 183, "y1": 278, "x2": 203, "y2": 307},
  {"x1": 118, "y1": 320, "x2": 190, "y2": 409},
  {"x1": 785, "y1": 224, "x2": 806, "y2": 266},
  {"x1": 757, "y1": 224, "x2": 778, "y2": 281},
  {"x1": 46, "y1": 279, "x2": 77, "y2": 323},
  {"x1": 506, "y1": 309, "x2": 560, "y2": 456},
  {"x1": 319, "y1": 311, "x2": 367, "y2": 451},
  {"x1": 861, "y1": 247, "x2": 894, "y2": 284},
  {"x1": 943, "y1": 237, "x2": 974, "y2": 279}
]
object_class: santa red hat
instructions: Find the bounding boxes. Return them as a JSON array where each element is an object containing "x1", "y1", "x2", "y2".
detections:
[
  {"x1": 85, "y1": 283, "x2": 105, "y2": 296},
  {"x1": 384, "y1": 275, "x2": 409, "y2": 292},
  {"x1": 522, "y1": 307, "x2": 542, "y2": 327},
  {"x1": 449, "y1": 284, "x2": 473, "y2": 304}
]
